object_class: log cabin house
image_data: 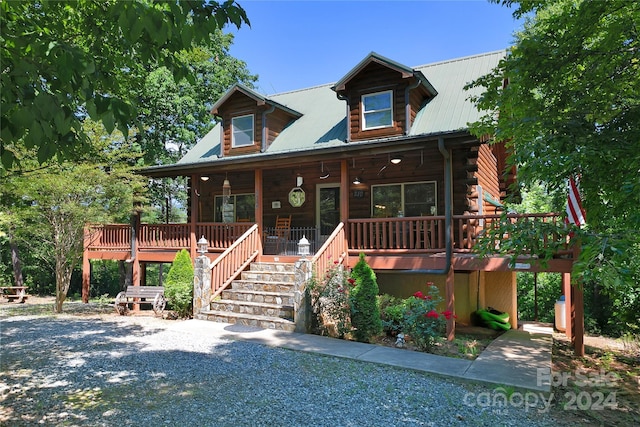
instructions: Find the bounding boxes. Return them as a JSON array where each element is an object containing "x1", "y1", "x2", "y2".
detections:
[{"x1": 83, "y1": 51, "x2": 583, "y2": 350}]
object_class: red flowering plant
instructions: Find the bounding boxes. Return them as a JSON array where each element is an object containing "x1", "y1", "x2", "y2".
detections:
[
  {"x1": 307, "y1": 258, "x2": 353, "y2": 338},
  {"x1": 401, "y1": 283, "x2": 450, "y2": 351}
]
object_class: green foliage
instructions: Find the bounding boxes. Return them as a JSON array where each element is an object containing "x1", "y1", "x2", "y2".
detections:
[
  {"x1": 349, "y1": 253, "x2": 382, "y2": 342},
  {"x1": 0, "y1": 121, "x2": 145, "y2": 309},
  {"x1": 308, "y1": 261, "x2": 352, "y2": 338},
  {"x1": 165, "y1": 249, "x2": 194, "y2": 318},
  {"x1": 469, "y1": 0, "x2": 640, "y2": 334},
  {"x1": 378, "y1": 294, "x2": 405, "y2": 335},
  {"x1": 401, "y1": 286, "x2": 448, "y2": 351},
  {"x1": 517, "y1": 272, "x2": 561, "y2": 324},
  {"x1": 0, "y1": 0, "x2": 250, "y2": 169}
]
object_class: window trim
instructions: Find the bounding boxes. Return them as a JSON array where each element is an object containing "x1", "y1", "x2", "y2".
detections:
[
  {"x1": 361, "y1": 90, "x2": 393, "y2": 130},
  {"x1": 371, "y1": 180, "x2": 437, "y2": 218},
  {"x1": 231, "y1": 114, "x2": 254, "y2": 147}
]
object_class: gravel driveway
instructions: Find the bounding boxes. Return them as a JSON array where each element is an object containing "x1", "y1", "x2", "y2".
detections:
[{"x1": 1, "y1": 302, "x2": 559, "y2": 426}]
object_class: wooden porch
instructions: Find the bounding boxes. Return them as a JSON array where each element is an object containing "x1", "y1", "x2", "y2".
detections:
[{"x1": 83, "y1": 213, "x2": 574, "y2": 271}]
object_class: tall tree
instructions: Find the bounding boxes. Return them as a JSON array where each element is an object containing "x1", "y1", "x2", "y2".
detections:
[
  {"x1": 2, "y1": 121, "x2": 145, "y2": 312},
  {"x1": 137, "y1": 39, "x2": 257, "y2": 221},
  {"x1": 0, "y1": 0, "x2": 249, "y2": 169},
  {"x1": 467, "y1": 0, "x2": 640, "y2": 333}
]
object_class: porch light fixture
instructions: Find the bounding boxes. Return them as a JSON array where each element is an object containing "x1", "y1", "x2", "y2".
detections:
[
  {"x1": 222, "y1": 175, "x2": 231, "y2": 199},
  {"x1": 197, "y1": 236, "x2": 209, "y2": 254},
  {"x1": 390, "y1": 155, "x2": 403, "y2": 165},
  {"x1": 200, "y1": 176, "x2": 210, "y2": 181},
  {"x1": 353, "y1": 176, "x2": 362, "y2": 185},
  {"x1": 298, "y1": 235, "x2": 310, "y2": 258},
  {"x1": 319, "y1": 162, "x2": 330, "y2": 179}
]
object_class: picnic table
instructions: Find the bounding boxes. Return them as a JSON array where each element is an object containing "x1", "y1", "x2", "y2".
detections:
[{"x1": 0, "y1": 286, "x2": 28, "y2": 303}]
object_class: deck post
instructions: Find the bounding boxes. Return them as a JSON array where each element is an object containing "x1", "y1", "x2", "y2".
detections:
[
  {"x1": 255, "y1": 169, "x2": 263, "y2": 258},
  {"x1": 562, "y1": 272, "x2": 573, "y2": 341},
  {"x1": 82, "y1": 227, "x2": 90, "y2": 303},
  {"x1": 446, "y1": 261, "x2": 455, "y2": 341},
  {"x1": 190, "y1": 175, "x2": 199, "y2": 260},
  {"x1": 572, "y1": 243, "x2": 585, "y2": 356}
]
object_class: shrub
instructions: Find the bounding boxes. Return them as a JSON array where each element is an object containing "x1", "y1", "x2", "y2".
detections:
[
  {"x1": 349, "y1": 253, "x2": 382, "y2": 342},
  {"x1": 401, "y1": 284, "x2": 449, "y2": 351},
  {"x1": 308, "y1": 259, "x2": 352, "y2": 338},
  {"x1": 165, "y1": 249, "x2": 194, "y2": 318},
  {"x1": 378, "y1": 294, "x2": 405, "y2": 335}
]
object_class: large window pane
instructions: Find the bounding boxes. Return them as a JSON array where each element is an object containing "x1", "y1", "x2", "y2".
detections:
[
  {"x1": 232, "y1": 115, "x2": 254, "y2": 147},
  {"x1": 214, "y1": 194, "x2": 255, "y2": 222},
  {"x1": 372, "y1": 184, "x2": 401, "y2": 217},
  {"x1": 372, "y1": 182, "x2": 437, "y2": 217},
  {"x1": 362, "y1": 91, "x2": 392, "y2": 129}
]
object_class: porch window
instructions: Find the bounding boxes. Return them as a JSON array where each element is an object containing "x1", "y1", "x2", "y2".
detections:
[
  {"x1": 232, "y1": 114, "x2": 254, "y2": 147},
  {"x1": 214, "y1": 193, "x2": 255, "y2": 222},
  {"x1": 372, "y1": 181, "x2": 437, "y2": 217},
  {"x1": 362, "y1": 90, "x2": 393, "y2": 130}
]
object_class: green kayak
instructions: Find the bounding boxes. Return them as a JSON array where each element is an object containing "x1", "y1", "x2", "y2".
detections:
[{"x1": 476, "y1": 308, "x2": 511, "y2": 331}]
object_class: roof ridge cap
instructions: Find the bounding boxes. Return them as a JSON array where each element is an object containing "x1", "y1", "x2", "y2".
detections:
[
  {"x1": 269, "y1": 82, "x2": 335, "y2": 97},
  {"x1": 414, "y1": 49, "x2": 507, "y2": 69}
]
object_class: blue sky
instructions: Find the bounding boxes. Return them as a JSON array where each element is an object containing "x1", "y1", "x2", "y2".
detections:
[{"x1": 227, "y1": 0, "x2": 522, "y2": 95}]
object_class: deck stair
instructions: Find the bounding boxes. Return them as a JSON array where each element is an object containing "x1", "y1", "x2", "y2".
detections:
[{"x1": 199, "y1": 262, "x2": 296, "y2": 331}]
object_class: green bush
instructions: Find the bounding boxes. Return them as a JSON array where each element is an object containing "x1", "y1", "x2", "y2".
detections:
[
  {"x1": 378, "y1": 294, "x2": 405, "y2": 335},
  {"x1": 349, "y1": 253, "x2": 382, "y2": 342},
  {"x1": 401, "y1": 285, "x2": 448, "y2": 351},
  {"x1": 165, "y1": 249, "x2": 194, "y2": 318},
  {"x1": 308, "y1": 260, "x2": 352, "y2": 338}
]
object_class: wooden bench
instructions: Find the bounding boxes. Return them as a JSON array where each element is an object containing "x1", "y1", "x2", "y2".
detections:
[
  {"x1": 114, "y1": 286, "x2": 166, "y2": 316},
  {"x1": 0, "y1": 286, "x2": 28, "y2": 303}
]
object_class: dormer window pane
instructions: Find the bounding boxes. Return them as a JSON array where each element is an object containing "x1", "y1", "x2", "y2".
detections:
[
  {"x1": 232, "y1": 114, "x2": 254, "y2": 147},
  {"x1": 362, "y1": 90, "x2": 393, "y2": 130}
]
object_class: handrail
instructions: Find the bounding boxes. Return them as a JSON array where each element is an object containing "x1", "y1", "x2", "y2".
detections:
[
  {"x1": 209, "y1": 224, "x2": 261, "y2": 301},
  {"x1": 311, "y1": 222, "x2": 347, "y2": 278}
]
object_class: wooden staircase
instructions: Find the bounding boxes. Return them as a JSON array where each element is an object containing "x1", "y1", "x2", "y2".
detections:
[{"x1": 199, "y1": 262, "x2": 297, "y2": 331}]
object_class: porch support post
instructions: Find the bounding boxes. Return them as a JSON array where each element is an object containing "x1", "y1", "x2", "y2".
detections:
[
  {"x1": 340, "y1": 160, "x2": 350, "y2": 259},
  {"x1": 190, "y1": 175, "x2": 199, "y2": 260},
  {"x1": 255, "y1": 168, "x2": 264, "y2": 254},
  {"x1": 446, "y1": 255, "x2": 455, "y2": 341},
  {"x1": 82, "y1": 227, "x2": 90, "y2": 303},
  {"x1": 562, "y1": 272, "x2": 573, "y2": 341},
  {"x1": 572, "y1": 243, "x2": 585, "y2": 356},
  {"x1": 131, "y1": 212, "x2": 141, "y2": 287}
]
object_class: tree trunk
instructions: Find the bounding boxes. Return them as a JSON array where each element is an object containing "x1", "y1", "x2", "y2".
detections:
[
  {"x1": 54, "y1": 257, "x2": 73, "y2": 313},
  {"x1": 10, "y1": 238, "x2": 24, "y2": 287}
]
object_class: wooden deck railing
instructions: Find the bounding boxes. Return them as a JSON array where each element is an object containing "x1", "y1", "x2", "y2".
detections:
[
  {"x1": 85, "y1": 213, "x2": 568, "y2": 258},
  {"x1": 86, "y1": 222, "x2": 253, "y2": 252},
  {"x1": 346, "y1": 213, "x2": 568, "y2": 255},
  {"x1": 85, "y1": 224, "x2": 130, "y2": 250},
  {"x1": 209, "y1": 224, "x2": 261, "y2": 300},
  {"x1": 347, "y1": 217, "x2": 445, "y2": 253},
  {"x1": 311, "y1": 222, "x2": 348, "y2": 278}
]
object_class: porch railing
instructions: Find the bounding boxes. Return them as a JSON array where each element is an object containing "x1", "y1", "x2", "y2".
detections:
[
  {"x1": 347, "y1": 217, "x2": 445, "y2": 253},
  {"x1": 85, "y1": 213, "x2": 568, "y2": 258},
  {"x1": 209, "y1": 224, "x2": 261, "y2": 300},
  {"x1": 311, "y1": 222, "x2": 348, "y2": 278}
]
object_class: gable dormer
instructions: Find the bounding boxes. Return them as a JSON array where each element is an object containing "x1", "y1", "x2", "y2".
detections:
[
  {"x1": 211, "y1": 84, "x2": 302, "y2": 156},
  {"x1": 332, "y1": 52, "x2": 437, "y2": 142}
]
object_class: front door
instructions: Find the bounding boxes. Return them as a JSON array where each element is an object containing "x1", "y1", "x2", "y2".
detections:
[{"x1": 316, "y1": 184, "x2": 340, "y2": 241}]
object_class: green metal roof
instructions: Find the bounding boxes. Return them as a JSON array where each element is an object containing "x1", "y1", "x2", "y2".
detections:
[{"x1": 174, "y1": 50, "x2": 506, "y2": 168}]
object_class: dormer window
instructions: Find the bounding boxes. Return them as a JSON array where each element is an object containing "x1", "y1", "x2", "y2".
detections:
[
  {"x1": 232, "y1": 114, "x2": 254, "y2": 147},
  {"x1": 362, "y1": 90, "x2": 393, "y2": 130}
]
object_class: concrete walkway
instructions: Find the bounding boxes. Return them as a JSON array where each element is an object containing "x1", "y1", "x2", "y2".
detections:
[{"x1": 169, "y1": 320, "x2": 553, "y2": 392}]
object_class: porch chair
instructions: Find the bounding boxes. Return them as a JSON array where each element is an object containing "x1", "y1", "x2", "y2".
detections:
[{"x1": 265, "y1": 215, "x2": 292, "y2": 254}]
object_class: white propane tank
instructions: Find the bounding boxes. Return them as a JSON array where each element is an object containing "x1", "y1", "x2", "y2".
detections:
[{"x1": 555, "y1": 295, "x2": 566, "y2": 332}]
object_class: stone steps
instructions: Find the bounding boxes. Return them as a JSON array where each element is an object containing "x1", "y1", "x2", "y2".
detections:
[{"x1": 201, "y1": 261, "x2": 297, "y2": 331}]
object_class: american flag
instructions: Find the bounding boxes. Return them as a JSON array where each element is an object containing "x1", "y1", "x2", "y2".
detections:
[{"x1": 566, "y1": 177, "x2": 586, "y2": 226}]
